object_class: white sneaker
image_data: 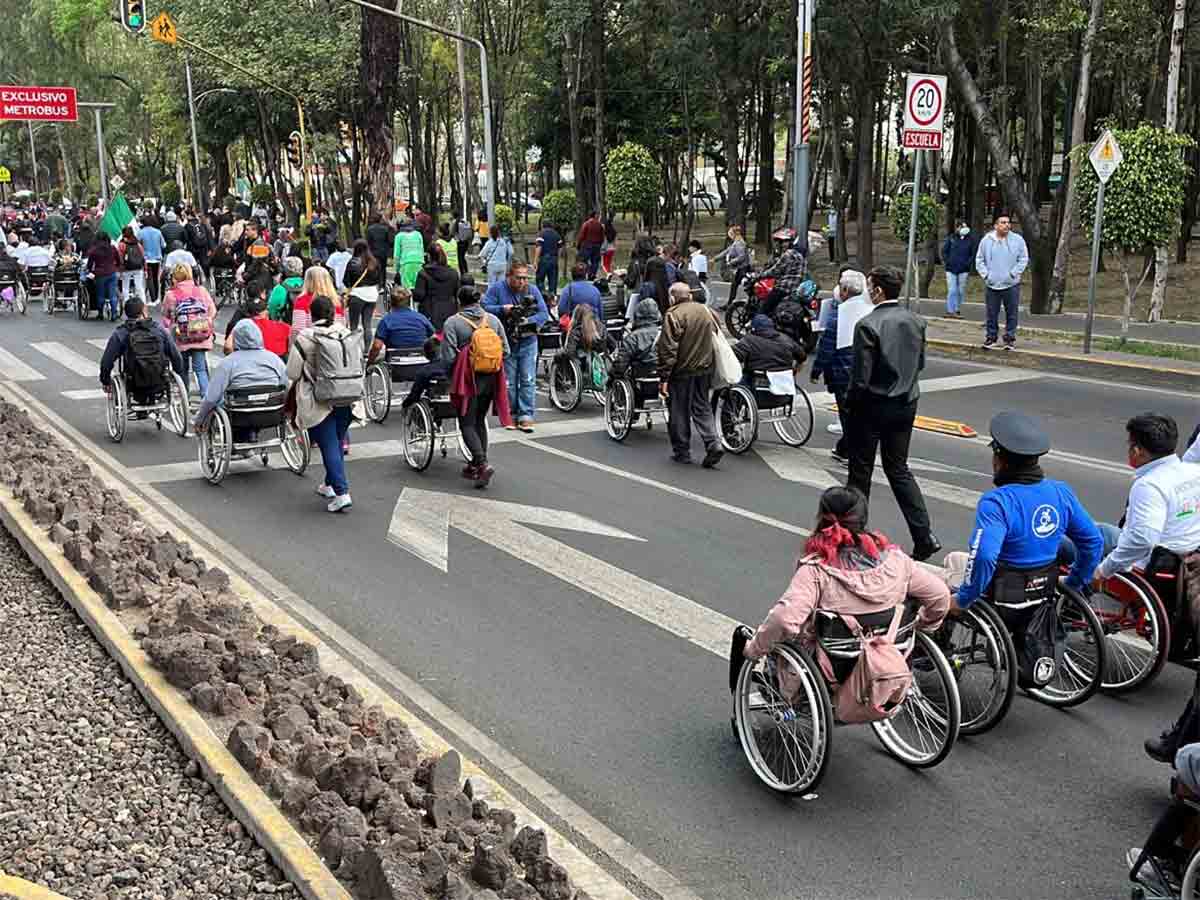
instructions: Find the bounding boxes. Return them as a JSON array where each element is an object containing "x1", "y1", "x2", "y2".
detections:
[
  {"x1": 826, "y1": 423, "x2": 843, "y2": 435},
  {"x1": 315, "y1": 484, "x2": 335, "y2": 499},
  {"x1": 327, "y1": 494, "x2": 353, "y2": 513}
]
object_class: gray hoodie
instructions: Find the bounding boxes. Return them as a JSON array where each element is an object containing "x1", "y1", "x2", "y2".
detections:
[
  {"x1": 439, "y1": 303, "x2": 510, "y2": 365},
  {"x1": 611, "y1": 297, "x2": 661, "y2": 377},
  {"x1": 194, "y1": 319, "x2": 288, "y2": 423}
]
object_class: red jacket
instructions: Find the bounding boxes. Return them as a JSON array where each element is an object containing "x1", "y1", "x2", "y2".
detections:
[
  {"x1": 576, "y1": 218, "x2": 605, "y2": 247},
  {"x1": 450, "y1": 348, "x2": 513, "y2": 427}
]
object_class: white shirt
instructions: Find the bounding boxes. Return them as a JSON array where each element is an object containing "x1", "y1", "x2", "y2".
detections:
[
  {"x1": 164, "y1": 248, "x2": 198, "y2": 271},
  {"x1": 23, "y1": 246, "x2": 54, "y2": 268},
  {"x1": 327, "y1": 250, "x2": 352, "y2": 290},
  {"x1": 1098, "y1": 454, "x2": 1200, "y2": 578},
  {"x1": 12, "y1": 242, "x2": 30, "y2": 266},
  {"x1": 689, "y1": 251, "x2": 708, "y2": 275}
]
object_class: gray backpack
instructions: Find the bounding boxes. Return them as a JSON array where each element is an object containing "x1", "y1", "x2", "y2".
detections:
[{"x1": 301, "y1": 330, "x2": 364, "y2": 407}]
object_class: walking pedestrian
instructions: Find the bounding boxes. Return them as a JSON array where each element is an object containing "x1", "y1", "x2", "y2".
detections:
[
  {"x1": 810, "y1": 269, "x2": 864, "y2": 464},
  {"x1": 139, "y1": 215, "x2": 164, "y2": 304},
  {"x1": 117, "y1": 226, "x2": 147, "y2": 305},
  {"x1": 844, "y1": 265, "x2": 940, "y2": 561},
  {"x1": 85, "y1": 230, "x2": 121, "y2": 320},
  {"x1": 435, "y1": 223, "x2": 457, "y2": 269},
  {"x1": 413, "y1": 244, "x2": 461, "y2": 330},
  {"x1": 575, "y1": 210, "x2": 605, "y2": 279},
  {"x1": 975, "y1": 212, "x2": 1028, "y2": 349},
  {"x1": 712, "y1": 225, "x2": 750, "y2": 309},
  {"x1": 601, "y1": 217, "x2": 618, "y2": 275},
  {"x1": 366, "y1": 212, "x2": 395, "y2": 283},
  {"x1": 161, "y1": 263, "x2": 217, "y2": 397},
  {"x1": 479, "y1": 225, "x2": 513, "y2": 286},
  {"x1": 287, "y1": 294, "x2": 358, "y2": 513},
  {"x1": 941, "y1": 220, "x2": 976, "y2": 318},
  {"x1": 658, "y1": 282, "x2": 723, "y2": 468},
  {"x1": 482, "y1": 261, "x2": 548, "y2": 432},
  {"x1": 344, "y1": 239, "x2": 383, "y2": 356},
  {"x1": 393, "y1": 218, "x2": 426, "y2": 289},
  {"x1": 533, "y1": 219, "x2": 562, "y2": 299},
  {"x1": 453, "y1": 213, "x2": 473, "y2": 275}
]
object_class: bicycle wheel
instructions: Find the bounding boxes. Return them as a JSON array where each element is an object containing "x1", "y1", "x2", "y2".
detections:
[
  {"x1": 549, "y1": 356, "x2": 583, "y2": 412},
  {"x1": 105, "y1": 378, "x2": 127, "y2": 443},
  {"x1": 402, "y1": 402, "x2": 435, "y2": 471},
  {"x1": 1026, "y1": 586, "x2": 1107, "y2": 708},
  {"x1": 872, "y1": 632, "x2": 961, "y2": 768},
  {"x1": 940, "y1": 603, "x2": 1016, "y2": 735},
  {"x1": 168, "y1": 370, "x2": 190, "y2": 437},
  {"x1": 604, "y1": 378, "x2": 634, "y2": 442},
  {"x1": 1093, "y1": 573, "x2": 1171, "y2": 694},
  {"x1": 714, "y1": 384, "x2": 758, "y2": 454},
  {"x1": 772, "y1": 387, "x2": 815, "y2": 447},
  {"x1": 725, "y1": 300, "x2": 750, "y2": 339},
  {"x1": 733, "y1": 644, "x2": 832, "y2": 794},
  {"x1": 364, "y1": 363, "x2": 392, "y2": 423}
]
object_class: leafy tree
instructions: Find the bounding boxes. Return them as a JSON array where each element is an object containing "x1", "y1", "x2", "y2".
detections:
[
  {"x1": 605, "y1": 142, "x2": 657, "y2": 225},
  {"x1": 540, "y1": 189, "x2": 579, "y2": 231},
  {"x1": 159, "y1": 180, "x2": 181, "y2": 206},
  {"x1": 1073, "y1": 124, "x2": 1196, "y2": 330},
  {"x1": 494, "y1": 204, "x2": 516, "y2": 234},
  {"x1": 251, "y1": 183, "x2": 275, "y2": 207}
]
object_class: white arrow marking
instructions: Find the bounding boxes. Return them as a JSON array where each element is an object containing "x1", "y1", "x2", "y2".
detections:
[{"x1": 388, "y1": 487, "x2": 737, "y2": 657}]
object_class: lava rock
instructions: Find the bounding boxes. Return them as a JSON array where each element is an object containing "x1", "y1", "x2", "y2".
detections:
[
  {"x1": 429, "y1": 791, "x2": 472, "y2": 828},
  {"x1": 301, "y1": 790, "x2": 350, "y2": 835},
  {"x1": 525, "y1": 857, "x2": 573, "y2": 900},
  {"x1": 510, "y1": 826, "x2": 548, "y2": 868},
  {"x1": 226, "y1": 721, "x2": 273, "y2": 774},
  {"x1": 471, "y1": 835, "x2": 513, "y2": 890},
  {"x1": 355, "y1": 845, "x2": 425, "y2": 900},
  {"x1": 428, "y1": 749, "x2": 463, "y2": 797}
]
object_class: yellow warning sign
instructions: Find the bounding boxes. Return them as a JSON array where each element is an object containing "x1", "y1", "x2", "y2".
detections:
[
  {"x1": 1089, "y1": 128, "x2": 1123, "y2": 184},
  {"x1": 149, "y1": 11, "x2": 177, "y2": 45}
]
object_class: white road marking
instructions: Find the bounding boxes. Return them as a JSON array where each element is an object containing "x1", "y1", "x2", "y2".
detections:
[
  {"x1": 86, "y1": 338, "x2": 108, "y2": 350},
  {"x1": 0, "y1": 348, "x2": 44, "y2": 381},
  {"x1": 31, "y1": 341, "x2": 100, "y2": 378},
  {"x1": 62, "y1": 389, "x2": 107, "y2": 400},
  {"x1": 918, "y1": 369, "x2": 1040, "y2": 393},
  {"x1": 389, "y1": 488, "x2": 732, "y2": 656}
]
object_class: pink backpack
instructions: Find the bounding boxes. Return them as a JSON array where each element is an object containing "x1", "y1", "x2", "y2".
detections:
[{"x1": 831, "y1": 607, "x2": 913, "y2": 724}]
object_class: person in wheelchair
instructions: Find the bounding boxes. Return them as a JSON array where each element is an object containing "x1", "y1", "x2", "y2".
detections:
[
  {"x1": 740, "y1": 485, "x2": 949, "y2": 670},
  {"x1": 610, "y1": 298, "x2": 662, "y2": 380},
  {"x1": 98, "y1": 299, "x2": 185, "y2": 414},
  {"x1": 367, "y1": 286, "x2": 437, "y2": 407},
  {"x1": 558, "y1": 304, "x2": 612, "y2": 361},
  {"x1": 1129, "y1": 742, "x2": 1200, "y2": 896},
  {"x1": 192, "y1": 319, "x2": 288, "y2": 447},
  {"x1": 556, "y1": 263, "x2": 604, "y2": 323},
  {"x1": 731, "y1": 314, "x2": 805, "y2": 387}
]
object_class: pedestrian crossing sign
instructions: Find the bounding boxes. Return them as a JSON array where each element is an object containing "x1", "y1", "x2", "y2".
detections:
[
  {"x1": 1088, "y1": 129, "x2": 1123, "y2": 185},
  {"x1": 0, "y1": 166, "x2": 10, "y2": 184},
  {"x1": 149, "y1": 11, "x2": 177, "y2": 45}
]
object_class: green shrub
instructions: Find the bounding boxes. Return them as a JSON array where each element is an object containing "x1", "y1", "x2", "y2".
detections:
[
  {"x1": 540, "y1": 189, "x2": 579, "y2": 231},
  {"x1": 494, "y1": 203, "x2": 516, "y2": 234},
  {"x1": 891, "y1": 190, "x2": 940, "y2": 244}
]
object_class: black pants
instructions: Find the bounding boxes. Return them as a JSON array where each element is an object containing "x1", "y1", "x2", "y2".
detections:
[
  {"x1": 459, "y1": 372, "x2": 496, "y2": 466},
  {"x1": 667, "y1": 372, "x2": 718, "y2": 459},
  {"x1": 845, "y1": 397, "x2": 932, "y2": 544},
  {"x1": 830, "y1": 386, "x2": 850, "y2": 457},
  {"x1": 348, "y1": 297, "x2": 377, "y2": 352},
  {"x1": 457, "y1": 240, "x2": 469, "y2": 275},
  {"x1": 402, "y1": 362, "x2": 450, "y2": 407},
  {"x1": 145, "y1": 262, "x2": 161, "y2": 303}
]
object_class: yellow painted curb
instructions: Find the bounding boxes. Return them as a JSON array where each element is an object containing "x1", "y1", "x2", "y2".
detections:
[
  {"x1": 824, "y1": 400, "x2": 978, "y2": 438},
  {"x1": 0, "y1": 872, "x2": 74, "y2": 900},
  {"x1": 0, "y1": 494, "x2": 351, "y2": 900}
]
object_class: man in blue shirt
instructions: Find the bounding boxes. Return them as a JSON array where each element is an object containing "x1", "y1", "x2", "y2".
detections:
[
  {"x1": 482, "y1": 261, "x2": 549, "y2": 432},
  {"x1": 951, "y1": 411, "x2": 1102, "y2": 609},
  {"x1": 369, "y1": 286, "x2": 434, "y2": 361},
  {"x1": 556, "y1": 263, "x2": 603, "y2": 320},
  {"x1": 139, "y1": 216, "x2": 165, "y2": 305},
  {"x1": 533, "y1": 222, "x2": 562, "y2": 299}
]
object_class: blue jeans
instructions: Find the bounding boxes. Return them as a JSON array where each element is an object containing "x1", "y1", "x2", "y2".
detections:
[
  {"x1": 579, "y1": 243, "x2": 601, "y2": 279},
  {"x1": 96, "y1": 273, "x2": 119, "y2": 318},
  {"x1": 183, "y1": 348, "x2": 209, "y2": 396},
  {"x1": 946, "y1": 272, "x2": 968, "y2": 314},
  {"x1": 985, "y1": 285, "x2": 1019, "y2": 343},
  {"x1": 308, "y1": 407, "x2": 352, "y2": 496},
  {"x1": 505, "y1": 336, "x2": 538, "y2": 423},
  {"x1": 536, "y1": 259, "x2": 558, "y2": 297},
  {"x1": 1057, "y1": 522, "x2": 1121, "y2": 569}
]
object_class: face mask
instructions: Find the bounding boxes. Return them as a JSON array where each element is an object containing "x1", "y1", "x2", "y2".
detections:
[{"x1": 958, "y1": 227, "x2": 970, "y2": 237}]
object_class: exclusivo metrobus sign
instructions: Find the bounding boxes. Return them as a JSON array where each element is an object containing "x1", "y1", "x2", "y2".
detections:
[{"x1": 0, "y1": 86, "x2": 79, "y2": 122}]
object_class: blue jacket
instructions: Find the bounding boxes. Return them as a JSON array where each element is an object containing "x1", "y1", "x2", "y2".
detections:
[
  {"x1": 557, "y1": 280, "x2": 603, "y2": 320},
  {"x1": 482, "y1": 280, "x2": 549, "y2": 343},
  {"x1": 957, "y1": 478, "x2": 1103, "y2": 607},
  {"x1": 810, "y1": 300, "x2": 853, "y2": 392},
  {"x1": 941, "y1": 233, "x2": 977, "y2": 275}
]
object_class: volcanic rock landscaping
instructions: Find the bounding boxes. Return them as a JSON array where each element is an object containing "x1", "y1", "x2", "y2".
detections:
[{"x1": 0, "y1": 401, "x2": 591, "y2": 900}]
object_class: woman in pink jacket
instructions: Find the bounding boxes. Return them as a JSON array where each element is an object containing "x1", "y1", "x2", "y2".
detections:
[
  {"x1": 160, "y1": 263, "x2": 218, "y2": 396},
  {"x1": 742, "y1": 486, "x2": 949, "y2": 668}
]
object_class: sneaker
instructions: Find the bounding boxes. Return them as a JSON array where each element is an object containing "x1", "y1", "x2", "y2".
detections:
[
  {"x1": 826, "y1": 423, "x2": 843, "y2": 435},
  {"x1": 474, "y1": 465, "x2": 495, "y2": 489},
  {"x1": 1003, "y1": 341, "x2": 1015, "y2": 351},
  {"x1": 517, "y1": 420, "x2": 535, "y2": 434},
  {"x1": 1127, "y1": 848, "x2": 1181, "y2": 894},
  {"x1": 981, "y1": 338, "x2": 997, "y2": 350},
  {"x1": 702, "y1": 447, "x2": 725, "y2": 469},
  {"x1": 831, "y1": 451, "x2": 849, "y2": 466},
  {"x1": 461, "y1": 464, "x2": 479, "y2": 480},
  {"x1": 315, "y1": 484, "x2": 335, "y2": 499},
  {"x1": 327, "y1": 494, "x2": 353, "y2": 513},
  {"x1": 911, "y1": 534, "x2": 943, "y2": 563}
]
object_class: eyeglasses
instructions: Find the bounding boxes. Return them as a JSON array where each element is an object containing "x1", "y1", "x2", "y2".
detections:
[{"x1": 511, "y1": 274, "x2": 530, "y2": 281}]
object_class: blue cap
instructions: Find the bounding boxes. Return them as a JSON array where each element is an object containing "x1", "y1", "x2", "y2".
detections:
[{"x1": 750, "y1": 314, "x2": 773, "y2": 333}]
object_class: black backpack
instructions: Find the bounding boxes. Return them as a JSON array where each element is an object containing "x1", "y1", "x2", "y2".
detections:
[
  {"x1": 124, "y1": 321, "x2": 167, "y2": 394},
  {"x1": 123, "y1": 241, "x2": 145, "y2": 271}
]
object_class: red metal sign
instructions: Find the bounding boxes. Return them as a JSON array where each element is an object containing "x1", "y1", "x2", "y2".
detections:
[
  {"x1": 902, "y1": 131, "x2": 943, "y2": 150},
  {"x1": 0, "y1": 86, "x2": 79, "y2": 122}
]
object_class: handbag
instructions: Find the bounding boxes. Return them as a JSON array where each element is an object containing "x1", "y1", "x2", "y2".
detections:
[{"x1": 712, "y1": 328, "x2": 743, "y2": 390}]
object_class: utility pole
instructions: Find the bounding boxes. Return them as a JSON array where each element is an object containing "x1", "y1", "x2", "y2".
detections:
[
  {"x1": 791, "y1": 0, "x2": 814, "y2": 239},
  {"x1": 456, "y1": 5, "x2": 471, "y2": 221},
  {"x1": 79, "y1": 102, "x2": 117, "y2": 205},
  {"x1": 183, "y1": 53, "x2": 204, "y2": 209},
  {"x1": 27, "y1": 122, "x2": 38, "y2": 197}
]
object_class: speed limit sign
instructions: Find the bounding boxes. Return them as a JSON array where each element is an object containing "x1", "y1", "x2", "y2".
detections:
[{"x1": 903, "y1": 73, "x2": 948, "y2": 150}]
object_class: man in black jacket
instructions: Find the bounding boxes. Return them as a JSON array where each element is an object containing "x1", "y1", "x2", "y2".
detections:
[
  {"x1": 366, "y1": 212, "x2": 395, "y2": 282},
  {"x1": 845, "y1": 265, "x2": 940, "y2": 561},
  {"x1": 732, "y1": 314, "x2": 805, "y2": 376}
]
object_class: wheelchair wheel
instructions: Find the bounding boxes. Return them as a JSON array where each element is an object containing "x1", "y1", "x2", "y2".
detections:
[
  {"x1": 167, "y1": 371, "x2": 190, "y2": 437},
  {"x1": 1092, "y1": 572, "x2": 1170, "y2": 694},
  {"x1": 1025, "y1": 586, "x2": 1107, "y2": 708},
  {"x1": 14, "y1": 285, "x2": 26, "y2": 315},
  {"x1": 42, "y1": 284, "x2": 53, "y2": 315},
  {"x1": 105, "y1": 379, "x2": 128, "y2": 443},
  {"x1": 549, "y1": 356, "x2": 583, "y2": 412},
  {"x1": 1182, "y1": 849, "x2": 1200, "y2": 900},
  {"x1": 403, "y1": 402, "x2": 435, "y2": 471},
  {"x1": 733, "y1": 644, "x2": 832, "y2": 794},
  {"x1": 198, "y1": 408, "x2": 232, "y2": 485},
  {"x1": 279, "y1": 420, "x2": 310, "y2": 474},
  {"x1": 940, "y1": 603, "x2": 1016, "y2": 736},
  {"x1": 772, "y1": 388, "x2": 815, "y2": 447},
  {"x1": 604, "y1": 379, "x2": 634, "y2": 442},
  {"x1": 872, "y1": 632, "x2": 961, "y2": 768},
  {"x1": 364, "y1": 363, "x2": 392, "y2": 424},
  {"x1": 714, "y1": 384, "x2": 758, "y2": 454}
]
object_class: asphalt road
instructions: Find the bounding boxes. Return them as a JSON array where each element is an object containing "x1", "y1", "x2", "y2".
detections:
[{"x1": 0, "y1": 300, "x2": 1193, "y2": 900}]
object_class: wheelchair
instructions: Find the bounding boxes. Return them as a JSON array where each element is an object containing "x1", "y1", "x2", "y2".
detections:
[
  {"x1": 48, "y1": 264, "x2": 80, "y2": 315},
  {"x1": 712, "y1": 370, "x2": 815, "y2": 454},
  {"x1": 364, "y1": 348, "x2": 428, "y2": 424},
  {"x1": 105, "y1": 364, "x2": 190, "y2": 443},
  {"x1": 731, "y1": 602, "x2": 961, "y2": 795},
  {"x1": 604, "y1": 364, "x2": 669, "y2": 441},
  {"x1": 26, "y1": 265, "x2": 52, "y2": 312},
  {"x1": 0, "y1": 270, "x2": 27, "y2": 315},
  {"x1": 212, "y1": 269, "x2": 239, "y2": 310},
  {"x1": 197, "y1": 384, "x2": 310, "y2": 485},
  {"x1": 400, "y1": 376, "x2": 484, "y2": 471},
  {"x1": 549, "y1": 347, "x2": 610, "y2": 413}
]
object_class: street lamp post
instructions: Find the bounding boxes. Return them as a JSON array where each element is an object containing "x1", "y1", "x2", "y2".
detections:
[
  {"x1": 791, "y1": 0, "x2": 815, "y2": 238},
  {"x1": 27, "y1": 122, "x2": 38, "y2": 196},
  {"x1": 183, "y1": 53, "x2": 204, "y2": 209}
]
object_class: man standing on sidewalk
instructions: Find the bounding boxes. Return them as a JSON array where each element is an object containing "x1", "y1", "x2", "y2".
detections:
[
  {"x1": 845, "y1": 266, "x2": 940, "y2": 561},
  {"x1": 658, "y1": 282, "x2": 723, "y2": 468},
  {"x1": 941, "y1": 220, "x2": 976, "y2": 318},
  {"x1": 975, "y1": 212, "x2": 1028, "y2": 349}
]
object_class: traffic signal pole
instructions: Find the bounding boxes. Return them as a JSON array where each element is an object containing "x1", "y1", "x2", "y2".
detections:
[{"x1": 183, "y1": 53, "x2": 204, "y2": 209}]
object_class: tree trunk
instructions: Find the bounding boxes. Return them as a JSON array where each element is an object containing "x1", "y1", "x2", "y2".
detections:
[
  {"x1": 720, "y1": 95, "x2": 746, "y2": 229},
  {"x1": 855, "y1": 84, "x2": 876, "y2": 270},
  {"x1": 592, "y1": 0, "x2": 606, "y2": 216},
  {"x1": 359, "y1": 0, "x2": 400, "y2": 217},
  {"x1": 1025, "y1": 47, "x2": 1044, "y2": 205},
  {"x1": 563, "y1": 28, "x2": 590, "y2": 221},
  {"x1": 970, "y1": 117, "x2": 988, "y2": 231},
  {"x1": 1149, "y1": 0, "x2": 1186, "y2": 321},
  {"x1": 755, "y1": 80, "x2": 777, "y2": 244}
]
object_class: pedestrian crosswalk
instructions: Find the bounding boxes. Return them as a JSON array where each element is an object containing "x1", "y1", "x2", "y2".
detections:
[{"x1": 31, "y1": 341, "x2": 100, "y2": 378}]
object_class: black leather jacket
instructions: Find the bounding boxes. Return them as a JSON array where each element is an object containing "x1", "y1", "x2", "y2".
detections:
[{"x1": 849, "y1": 301, "x2": 925, "y2": 405}]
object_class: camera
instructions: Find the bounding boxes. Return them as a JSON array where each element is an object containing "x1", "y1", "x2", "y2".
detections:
[{"x1": 507, "y1": 293, "x2": 539, "y2": 337}]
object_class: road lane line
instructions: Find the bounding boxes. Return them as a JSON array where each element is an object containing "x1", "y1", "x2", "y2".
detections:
[
  {"x1": 31, "y1": 341, "x2": 100, "y2": 378},
  {"x1": 85, "y1": 338, "x2": 108, "y2": 351},
  {"x1": 0, "y1": 347, "x2": 45, "y2": 381},
  {"x1": 918, "y1": 369, "x2": 1040, "y2": 393}
]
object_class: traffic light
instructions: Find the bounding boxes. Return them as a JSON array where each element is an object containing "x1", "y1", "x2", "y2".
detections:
[
  {"x1": 287, "y1": 131, "x2": 302, "y2": 169},
  {"x1": 119, "y1": 0, "x2": 146, "y2": 33}
]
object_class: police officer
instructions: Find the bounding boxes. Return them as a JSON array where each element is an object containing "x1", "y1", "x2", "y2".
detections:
[{"x1": 949, "y1": 411, "x2": 1104, "y2": 608}]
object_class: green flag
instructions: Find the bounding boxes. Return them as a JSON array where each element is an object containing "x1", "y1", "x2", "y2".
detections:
[{"x1": 98, "y1": 192, "x2": 135, "y2": 240}]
